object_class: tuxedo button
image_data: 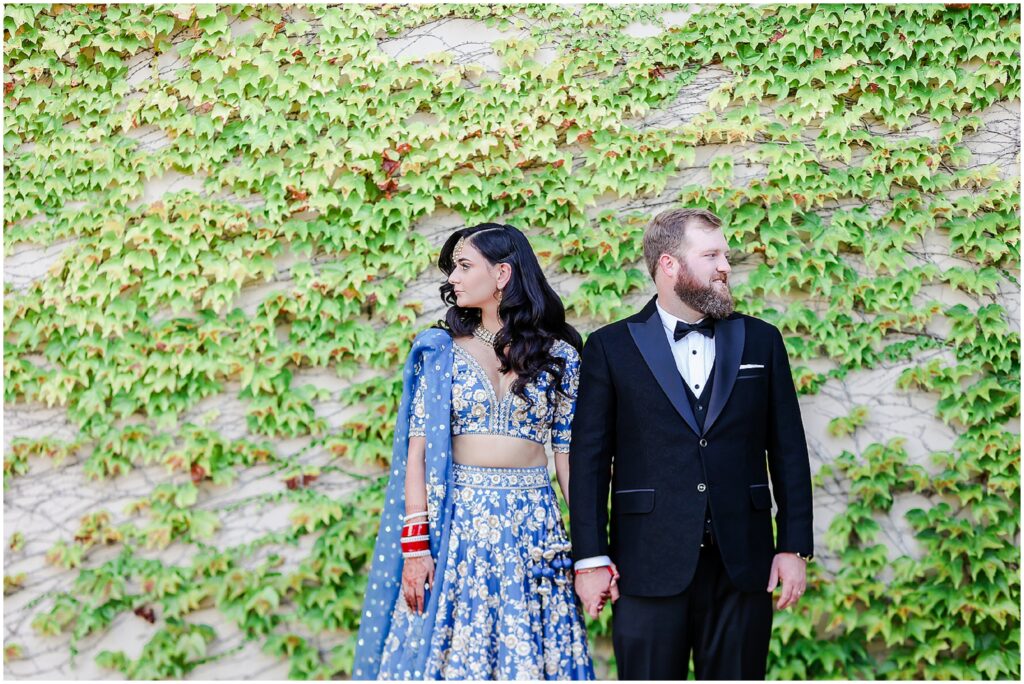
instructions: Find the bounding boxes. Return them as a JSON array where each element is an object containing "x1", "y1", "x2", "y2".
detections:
[
  {"x1": 699, "y1": 438, "x2": 708, "y2": 447},
  {"x1": 697, "y1": 483, "x2": 706, "y2": 492}
]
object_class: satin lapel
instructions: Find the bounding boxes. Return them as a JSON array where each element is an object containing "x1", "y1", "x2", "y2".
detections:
[
  {"x1": 628, "y1": 306, "x2": 700, "y2": 436},
  {"x1": 704, "y1": 316, "x2": 744, "y2": 434}
]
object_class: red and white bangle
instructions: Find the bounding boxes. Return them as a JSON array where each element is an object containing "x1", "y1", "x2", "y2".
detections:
[{"x1": 401, "y1": 515, "x2": 431, "y2": 558}]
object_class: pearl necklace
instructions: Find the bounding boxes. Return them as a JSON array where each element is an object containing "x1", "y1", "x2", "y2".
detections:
[{"x1": 473, "y1": 325, "x2": 499, "y2": 347}]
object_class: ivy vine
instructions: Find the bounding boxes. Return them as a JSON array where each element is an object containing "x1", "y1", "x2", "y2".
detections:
[{"x1": 4, "y1": 3, "x2": 1019, "y2": 680}]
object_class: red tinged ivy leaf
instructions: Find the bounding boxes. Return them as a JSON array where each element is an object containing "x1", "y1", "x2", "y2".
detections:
[
  {"x1": 769, "y1": 30, "x2": 786, "y2": 44},
  {"x1": 944, "y1": 3, "x2": 970, "y2": 8},
  {"x1": 286, "y1": 185, "x2": 308, "y2": 201},
  {"x1": 813, "y1": 47, "x2": 823, "y2": 59},
  {"x1": 395, "y1": 142, "x2": 412, "y2": 154},
  {"x1": 134, "y1": 605, "x2": 156, "y2": 623},
  {"x1": 190, "y1": 464, "x2": 206, "y2": 483},
  {"x1": 551, "y1": 159, "x2": 564, "y2": 169},
  {"x1": 273, "y1": 21, "x2": 285, "y2": 34},
  {"x1": 4, "y1": 81, "x2": 14, "y2": 96},
  {"x1": 301, "y1": 474, "x2": 318, "y2": 486},
  {"x1": 196, "y1": 102, "x2": 213, "y2": 114},
  {"x1": 867, "y1": 82, "x2": 879, "y2": 93},
  {"x1": 291, "y1": 48, "x2": 303, "y2": 59},
  {"x1": 376, "y1": 178, "x2": 398, "y2": 197},
  {"x1": 648, "y1": 66, "x2": 666, "y2": 80},
  {"x1": 381, "y1": 157, "x2": 401, "y2": 178},
  {"x1": 285, "y1": 477, "x2": 300, "y2": 490},
  {"x1": 576, "y1": 130, "x2": 593, "y2": 143}
]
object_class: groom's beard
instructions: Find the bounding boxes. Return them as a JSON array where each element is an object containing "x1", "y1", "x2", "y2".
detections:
[{"x1": 673, "y1": 263, "x2": 734, "y2": 319}]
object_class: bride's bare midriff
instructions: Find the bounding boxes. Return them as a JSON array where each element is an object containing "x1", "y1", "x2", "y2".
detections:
[{"x1": 452, "y1": 434, "x2": 548, "y2": 468}]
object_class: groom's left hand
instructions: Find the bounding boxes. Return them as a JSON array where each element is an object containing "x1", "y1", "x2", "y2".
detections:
[{"x1": 767, "y1": 553, "x2": 807, "y2": 610}]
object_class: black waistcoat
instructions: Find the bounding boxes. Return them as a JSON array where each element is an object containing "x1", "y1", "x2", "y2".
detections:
[{"x1": 683, "y1": 362, "x2": 716, "y2": 539}]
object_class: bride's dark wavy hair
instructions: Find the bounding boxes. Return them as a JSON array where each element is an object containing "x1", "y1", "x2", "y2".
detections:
[{"x1": 435, "y1": 223, "x2": 583, "y2": 406}]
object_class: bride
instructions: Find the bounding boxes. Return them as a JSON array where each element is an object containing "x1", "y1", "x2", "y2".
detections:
[{"x1": 353, "y1": 223, "x2": 599, "y2": 680}]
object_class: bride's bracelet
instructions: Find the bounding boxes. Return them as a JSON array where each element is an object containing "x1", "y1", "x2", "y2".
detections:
[{"x1": 401, "y1": 517, "x2": 431, "y2": 558}]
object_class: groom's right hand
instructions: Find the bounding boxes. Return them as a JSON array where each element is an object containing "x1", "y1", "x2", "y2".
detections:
[{"x1": 575, "y1": 565, "x2": 620, "y2": 618}]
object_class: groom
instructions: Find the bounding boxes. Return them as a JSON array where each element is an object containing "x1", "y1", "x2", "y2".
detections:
[{"x1": 569, "y1": 208, "x2": 814, "y2": 680}]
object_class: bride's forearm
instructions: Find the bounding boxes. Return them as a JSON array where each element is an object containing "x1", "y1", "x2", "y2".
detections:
[
  {"x1": 554, "y1": 450, "x2": 570, "y2": 505},
  {"x1": 404, "y1": 436, "x2": 428, "y2": 514}
]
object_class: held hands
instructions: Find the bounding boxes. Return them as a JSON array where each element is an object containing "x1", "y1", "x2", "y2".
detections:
[
  {"x1": 402, "y1": 555, "x2": 434, "y2": 615},
  {"x1": 574, "y1": 564, "x2": 620, "y2": 618},
  {"x1": 767, "y1": 552, "x2": 807, "y2": 609}
]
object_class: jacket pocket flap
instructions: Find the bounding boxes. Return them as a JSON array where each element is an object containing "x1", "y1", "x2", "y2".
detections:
[
  {"x1": 614, "y1": 489, "x2": 655, "y2": 514},
  {"x1": 750, "y1": 484, "x2": 772, "y2": 510}
]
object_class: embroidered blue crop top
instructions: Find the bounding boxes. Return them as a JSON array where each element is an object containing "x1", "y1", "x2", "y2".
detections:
[{"x1": 408, "y1": 338, "x2": 580, "y2": 453}]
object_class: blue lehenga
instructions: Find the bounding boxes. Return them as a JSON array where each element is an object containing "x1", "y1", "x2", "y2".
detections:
[{"x1": 353, "y1": 328, "x2": 595, "y2": 680}]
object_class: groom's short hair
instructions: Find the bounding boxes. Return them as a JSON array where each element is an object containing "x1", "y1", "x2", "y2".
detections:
[{"x1": 643, "y1": 208, "x2": 722, "y2": 280}]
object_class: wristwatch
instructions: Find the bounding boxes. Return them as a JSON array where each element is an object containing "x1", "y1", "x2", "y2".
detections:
[{"x1": 795, "y1": 551, "x2": 814, "y2": 562}]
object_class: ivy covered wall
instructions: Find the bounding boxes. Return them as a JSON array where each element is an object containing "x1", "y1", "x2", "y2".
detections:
[{"x1": 3, "y1": 3, "x2": 1020, "y2": 679}]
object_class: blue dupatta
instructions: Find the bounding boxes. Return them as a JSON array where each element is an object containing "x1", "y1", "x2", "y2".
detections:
[{"x1": 352, "y1": 327, "x2": 455, "y2": 680}]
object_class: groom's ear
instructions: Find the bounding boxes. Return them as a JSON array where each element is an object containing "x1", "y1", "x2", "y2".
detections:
[{"x1": 658, "y1": 253, "x2": 679, "y2": 279}]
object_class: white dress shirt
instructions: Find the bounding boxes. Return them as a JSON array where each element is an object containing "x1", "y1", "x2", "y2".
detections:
[
  {"x1": 655, "y1": 300, "x2": 716, "y2": 395},
  {"x1": 574, "y1": 299, "x2": 716, "y2": 571}
]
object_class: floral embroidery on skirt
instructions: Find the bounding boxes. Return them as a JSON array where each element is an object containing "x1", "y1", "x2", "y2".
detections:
[{"x1": 378, "y1": 464, "x2": 595, "y2": 680}]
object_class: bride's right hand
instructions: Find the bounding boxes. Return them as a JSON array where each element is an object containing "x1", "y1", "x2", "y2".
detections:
[{"x1": 402, "y1": 555, "x2": 434, "y2": 615}]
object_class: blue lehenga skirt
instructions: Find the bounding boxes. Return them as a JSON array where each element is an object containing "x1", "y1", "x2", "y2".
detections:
[{"x1": 378, "y1": 464, "x2": 596, "y2": 680}]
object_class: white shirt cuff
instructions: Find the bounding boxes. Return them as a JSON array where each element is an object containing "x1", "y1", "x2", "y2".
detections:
[{"x1": 574, "y1": 555, "x2": 613, "y2": 570}]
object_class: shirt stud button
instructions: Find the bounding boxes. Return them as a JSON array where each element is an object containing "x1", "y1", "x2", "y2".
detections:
[
  {"x1": 699, "y1": 438, "x2": 708, "y2": 447},
  {"x1": 697, "y1": 483, "x2": 707, "y2": 492}
]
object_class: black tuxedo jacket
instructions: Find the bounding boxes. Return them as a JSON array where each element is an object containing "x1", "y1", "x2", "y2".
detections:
[{"x1": 569, "y1": 296, "x2": 813, "y2": 596}]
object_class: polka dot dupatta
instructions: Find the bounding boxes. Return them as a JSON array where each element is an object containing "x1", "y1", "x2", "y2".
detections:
[{"x1": 353, "y1": 328, "x2": 455, "y2": 680}]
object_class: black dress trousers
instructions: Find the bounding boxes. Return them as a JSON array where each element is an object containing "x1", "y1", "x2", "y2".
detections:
[{"x1": 611, "y1": 537, "x2": 774, "y2": 680}]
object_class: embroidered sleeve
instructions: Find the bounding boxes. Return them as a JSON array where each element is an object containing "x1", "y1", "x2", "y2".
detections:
[
  {"x1": 408, "y1": 357, "x2": 428, "y2": 437},
  {"x1": 551, "y1": 346, "x2": 580, "y2": 454}
]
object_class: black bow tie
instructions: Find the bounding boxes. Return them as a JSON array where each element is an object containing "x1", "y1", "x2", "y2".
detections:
[{"x1": 674, "y1": 319, "x2": 715, "y2": 341}]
